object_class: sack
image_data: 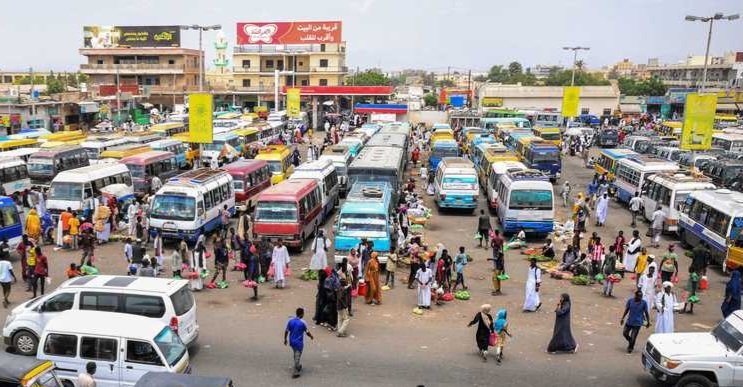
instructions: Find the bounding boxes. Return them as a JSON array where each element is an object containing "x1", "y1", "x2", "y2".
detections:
[
  {"x1": 205, "y1": 282, "x2": 217, "y2": 289},
  {"x1": 358, "y1": 282, "x2": 368, "y2": 297},
  {"x1": 488, "y1": 332, "x2": 499, "y2": 347},
  {"x1": 441, "y1": 292, "x2": 454, "y2": 302}
]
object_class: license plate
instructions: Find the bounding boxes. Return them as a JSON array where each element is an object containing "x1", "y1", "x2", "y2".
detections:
[{"x1": 163, "y1": 223, "x2": 176, "y2": 230}]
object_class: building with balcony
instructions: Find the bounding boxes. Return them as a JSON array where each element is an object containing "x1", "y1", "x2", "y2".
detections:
[
  {"x1": 79, "y1": 47, "x2": 202, "y2": 106},
  {"x1": 646, "y1": 52, "x2": 743, "y2": 89}
]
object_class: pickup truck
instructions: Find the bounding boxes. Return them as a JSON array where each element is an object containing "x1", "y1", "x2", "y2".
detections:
[{"x1": 642, "y1": 310, "x2": 743, "y2": 387}]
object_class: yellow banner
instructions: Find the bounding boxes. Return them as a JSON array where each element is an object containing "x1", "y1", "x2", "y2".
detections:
[
  {"x1": 482, "y1": 97, "x2": 503, "y2": 107},
  {"x1": 287, "y1": 88, "x2": 301, "y2": 118},
  {"x1": 681, "y1": 93, "x2": 717, "y2": 151},
  {"x1": 0, "y1": 115, "x2": 8, "y2": 127},
  {"x1": 188, "y1": 93, "x2": 213, "y2": 144},
  {"x1": 561, "y1": 86, "x2": 580, "y2": 117}
]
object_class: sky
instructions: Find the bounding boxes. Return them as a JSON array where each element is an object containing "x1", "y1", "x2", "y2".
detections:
[{"x1": 2, "y1": 0, "x2": 742, "y2": 73}]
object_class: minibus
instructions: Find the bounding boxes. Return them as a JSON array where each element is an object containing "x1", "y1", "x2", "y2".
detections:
[
  {"x1": 81, "y1": 137, "x2": 133, "y2": 163},
  {"x1": 150, "y1": 121, "x2": 187, "y2": 137},
  {"x1": 595, "y1": 148, "x2": 640, "y2": 180},
  {"x1": 429, "y1": 139, "x2": 459, "y2": 172},
  {"x1": 253, "y1": 179, "x2": 323, "y2": 251},
  {"x1": 532, "y1": 127, "x2": 562, "y2": 147},
  {"x1": 614, "y1": 156, "x2": 679, "y2": 203},
  {"x1": 0, "y1": 148, "x2": 39, "y2": 162},
  {"x1": 289, "y1": 159, "x2": 340, "y2": 221},
  {"x1": 0, "y1": 159, "x2": 30, "y2": 197},
  {"x1": 47, "y1": 164, "x2": 133, "y2": 221},
  {"x1": 642, "y1": 173, "x2": 716, "y2": 233},
  {"x1": 319, "y1": 145, "x2": 353, "y2": 197},
  {"x1": 27, "y1": 145, "x2": 90, "y2": 186},
  {"x1": 433, "y1": 158, "x2": 479, "y2": 211},
  {"x1": 222, "y1": 160, "x2": 271, "y2": 212},
  {"x1": 348, "y1": 146, "x2": 405, "y2": 203},
  {"x1": 711, "y1": 133, "x2": 743, "y2": 153},
  {"x1": 119, "y1": 151, "x2": 180, "y2": 196},
  {"x1": 338, "y1": 137, "x2": 364, "y2": 158},
  {"x1": 493, "y1": 169, "x2": 554, "y2": 234},
  {"x1": 99, "y1": 144, "x2": 152, "y2": 160},
  {"x1": 333, "y1": 182, "x2": 393, "y2": 263},
  {"x1": 475, "y1": 143, "x2": 519, "y2": 188},
  {"x1": 255, "y1": 145, "x2": 295, "y2": 184},
  {"x1": 486, "y1": 161, "x2": 528, "y2": 210},
  {"x1": 200, "y1": 132, "x2": 240, "y2": 166},
  {"x1": 522, "y1": 140, "x2": 561, "y2": 181},
  {"x1": 149, "y1": 139, "x2": 190, "y2": 169}
]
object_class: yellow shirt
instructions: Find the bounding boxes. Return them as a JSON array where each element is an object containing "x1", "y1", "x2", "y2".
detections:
[
  {"x1": 26, "y1": 248, "x2": 36, "y2": 266},
  {"x1": 68, "y1": 218, "x2": 80, "y2": 236},
  {"x1": 635, "y1": 254, "x2": 648, "y2": 274}
]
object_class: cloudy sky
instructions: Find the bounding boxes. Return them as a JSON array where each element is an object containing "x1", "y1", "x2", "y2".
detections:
[{"x1": 2, "y1": 0, "x2": 742, "y2": 72}]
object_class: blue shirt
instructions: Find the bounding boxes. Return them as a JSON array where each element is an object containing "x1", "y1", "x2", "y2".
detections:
[
  {"x1": 625, "y1": 298, "x2": 648, "y2": 327},
  {"x1": 286, "y1": 317, "x2": 308, "y2": 351}
]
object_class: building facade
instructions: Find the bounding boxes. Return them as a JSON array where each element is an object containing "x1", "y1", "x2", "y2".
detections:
[
  {"x1": 647, "y1": 52, "x2": 743, "y2": 89},
  {"x1": 477, "y1": 84, "x2": 621, "y2": 116}
]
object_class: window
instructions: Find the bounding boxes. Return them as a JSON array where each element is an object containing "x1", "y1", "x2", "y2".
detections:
[
  {"x1": 319, "y1": 59, "x2": 329, "y2": 68},
  {"x1": 81, "y1": 337, "x2": 117, "y2": 362},
  {"x1": 319, "y1": 79, "x2": 328, "y2": 86},
  {"x1": 320, "y1": 44, "x2": 326, "y2": 52},
  {"x1": 301, "y1": 80, "x2": 309, "y2": 86},
  {"x1": 124, "y1": 295, "x2": 165, "y2": 318},
  {"x1": 97, "y1": 59, "x2": 104, "y2": 65},
  {"x1": 299, "y1": 61, "x2": 304, "y2": 66},
  {"x1": 581, "y1": 108, "x2": 589, "y2": 115},
  {"x1": 242, "y1": 59, "x2": 251, "y2": 67},
  {"x1": 204, "y1": 189, "x2": 213, "y2": 208},
  {"x1": 42, "y1": 292, "x2": 75, "y2": 312},
  {"x1": 170, "y1": 286, "x2": 194, "y2": 316},
  {"x1": 43, "y1": 334, "x2": 77, "y2": 357},
  {"x1": 603, "y1": 108, "x2": 611, "y2": 116},
  {"x1": 168, "y1": 59, "x2": 175, "y2": 65},
  {"x1": 277, "y1": 60, "x2": 284, "y2": 70},
  {"x1": 81, "y1": 292, "x2": 120, "y2": 312},
  {"x1": 126, "y1": 340, "x2": 163, "y2": 365},
  {"x1": 265, "y1": 60, "x2": 274, "y2": 69}
]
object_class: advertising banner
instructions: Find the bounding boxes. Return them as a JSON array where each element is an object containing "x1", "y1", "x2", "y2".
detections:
[
  {"x1": 189, "y1": 94, "x2": 214, "y2": 144},
  {"x1": 236, "y1": 21, "x2": 341, "y2": 45},
  {"x1": 561, "y1": 86, "x2": 580, "y2": 117},
  {"x1": 84, "y1": 26, "x2": 181, "y2": 48},
  {"x1": 286, "y1": 88, "x2": 301, "y2": 118},
  {"x1": 681, "y1": 93, "x2": 717, "y2": 151},
  {"x1": 481, "y1": 97, "x2": 503, "y2": 107}
]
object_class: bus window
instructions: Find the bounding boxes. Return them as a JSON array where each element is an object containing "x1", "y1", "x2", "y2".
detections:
[{"x1": 0, "y1": 205, "x2": 19, "y2": 228}]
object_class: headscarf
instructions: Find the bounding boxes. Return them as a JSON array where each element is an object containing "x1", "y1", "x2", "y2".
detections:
[
  {"x1": 494, "y1": 308, "x2": 508, "y2": 334},
  {"x1": 480, "y1": 304, "x2": 491, "y2": 313},
  {"x1": 662, "y1": 281, "x2": 673, "y2": 289},
  {"x1": 25, "y1": 208, "x2": 41, "y2": 239}
]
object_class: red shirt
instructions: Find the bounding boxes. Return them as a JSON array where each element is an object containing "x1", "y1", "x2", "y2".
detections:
[
  {"x1": 34, "y1": 254, "x2": 48, "y2": 277},
  {"x1": 614, "y1": 236, "x2": 626, "y2": 255},
  {"x1": 591, "y1": 244, "x2": 605, "y2": 262}
]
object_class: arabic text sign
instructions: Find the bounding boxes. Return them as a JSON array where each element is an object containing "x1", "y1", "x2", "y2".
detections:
[
  {"x1": 561, "y1": 86, "x2": 580, "y2": 118},
  {"x1": 236, "y1": 21, "x2": 342, "y2": 45},
  {"x1": 84, "y1": 26, "x2": 181, "y2": 48},
  {"x1": 680, "y1": 93, "x2": 717, "y2": 151},
  {"x1": 189, "y1": 94, "x2": 214, "y2": 144}
]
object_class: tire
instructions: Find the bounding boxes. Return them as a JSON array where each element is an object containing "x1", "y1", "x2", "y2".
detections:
[
  {"x1": 62, "y1": 380, "x2": 75, "y2": 387},
  {"x1": 13, "y1": 330, "x2": 38, "y2": 356},
  {"x1": 675, "y1": 374, "x2": 715, "y2": 387}
]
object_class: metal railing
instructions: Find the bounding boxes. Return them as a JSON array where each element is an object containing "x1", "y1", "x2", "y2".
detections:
[
  {"x1": 232, "y1": 66, "x2": 347, "y2": 73},
  {"x1": 80, "y1": 63, "x2": 192, "y2": 71}
]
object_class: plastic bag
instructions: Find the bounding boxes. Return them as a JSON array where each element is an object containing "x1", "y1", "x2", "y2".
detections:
[
  {"x1": 441, "y1": 292, "x2": 454, "y2": 302},
  {"x1": 285, "y1": 266, "x2": 292, "y2": 277},
  {"x1": 243, "y1": 280, "x2": 258, "y2": 288},
  {"x1": 235, "y1": 262, "x2": 247, "y2": 271},
  {"x1": 473, "y1": 232, "x2": 482, "y2": 240},
  {"x1": 488, "y1": 332, "x2": 499, "y2": 347},
  {"x1": 497, "y1": 273, "x2": 510, "y2": 281},
  {"x1": 45, "y1": 277, "x2": 52, "y2": 285},
  {"x1": 257, "y1": 275, "x2": 266, "y2": 283},
  {"x1": 358, "y1": 282, "x2": 368, "y2": 296},
  {"x1": 267, "y1": 263, "x2": 275, "y2": 278}
]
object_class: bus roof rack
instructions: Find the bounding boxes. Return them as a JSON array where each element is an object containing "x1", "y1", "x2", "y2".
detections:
[
  {"x1": 169, "y1": 168, "x2": 226, "y2": 185},
  {"x1": 508, "y1": 169, "x2": 549, "y2": 181}
]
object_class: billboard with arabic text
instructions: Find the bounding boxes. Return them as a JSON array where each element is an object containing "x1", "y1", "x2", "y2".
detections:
[
  {"x1": 236, "y1": 21, "x2": 342, "y2": 45},
  {"x1": 84, "y1": 26, "x2": 181, "y2": 48}
]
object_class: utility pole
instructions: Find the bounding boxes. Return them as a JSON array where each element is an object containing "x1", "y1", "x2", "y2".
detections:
[
  {"x1": 685, "y1": 13, "x2": 739, "y2": 92},
  {"x1": 467, "y1": 69, "x2": 472, "y2": 107},
  {"x1": 29, "y1": 67, "x2": 35, "y2": 118},
  {"x1": 561, "y1": 46, "x2": 590, "y2": 128},
  {"x1": 116, "y1": 66, "x2": 121, "y2": 125}
]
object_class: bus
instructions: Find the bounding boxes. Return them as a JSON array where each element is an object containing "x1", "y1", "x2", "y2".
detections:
[
  {"x1": 38, "y1": 130, "x2": 86, "y2": 144},
  {"x1": 378, "y1": 122, "x2": 412, "y2": 137},
  {"x1": 642, "y1": 173, "x2": 717, "y2": 234},
  {"x1": 433, "y1": 158, "x2": 479, "y2": 211},
  {"x1": 119, "y1": 151, "x2": 180, "y2": 197},
  {"x1": 711, "y1": 133, "x2": 743, "y2": 153},
  {"x1": 348, "y1": 146, "x2": 405, "y2": 202},
  {"x1": 338, "y1": 137, "x2": 364, "y2": 158},
  {"x1": 0, "y1": 139, "x2": 38, "y2": 152},
  {"x1": 613, "y1": 156, "x2": 679, "y2": 203},
  {"x1": 255, "y1": 145, "x2": 295, "y2": 185},
  {"x1": 27, "y1": 145, "x2": 90, "y2": 187},
  {"x1": 486, "y1": 161, "x2": 527, "y2": 210},
  {"x1": 8, "y1": 128, "x2": 51, "y2": 140},
  {"x1": 504, "y1": 130, "x2": 535, "y2": 150},
  {"x1": 289, "y1": 159, "x2": 340, "y2": 221},
  {"x1": 99, "y1": 144, "x2": 152, "y2": 160},
  {"x1": 258, "y1": 121, "x2": 283, "y2": 144},
  {"x1": 149, "y1": 122, "x2": 187, "y2": 137},
  {"x1": 714, "y1": 115, "x2": 739, "y2": 129},
  {"x1": 0, "y1": 148, "x2": 40, "y2": 162},
  {"x1": 80, "y1": 137, "x2": 132, "y2": 163},
  {"x1": 660, "y1": 121, "x2": 683, "y2": 138},
  {"x1": 201, "y1": 132, "x2": 240, "y2": 166},
  {"x1": 0, "y1": 196, "x2": 22, "y2": 249},
  {"x1": 493, "y1": 169, "x2": 554, "y2": 234},
  {"x1": 357, "y1": 123, "x2": 382, "y2": 138},
  {"x1": 595, "y1": 148, "x2": 640, "y2": 180},
  {"x1": 532, "y1": 127, "x2": 562, "y2": 147},
  {"x1": 482, "y1": 109, "x2": 526, "y2": 119},
  {"x1": 366, "y1": 132, "x2": 408, "y2": 154},
  {"x1": 468, "y1": 134, "x2": 497, "y2": 156},
  {"x1": 595, "y1": 127, "x2": 619, "y2": 148},
  {"x1": 514, "y1": 135, "x2": 539, "y2": 159},
  {"x1": 522, "y1": 140, "x2": 561, "y2": 181},
  {"x1": 170, "y1": 133, "x2": 201, "y2": 166},
  {"x1": 430, "y1": 129, "x2": 455, "y2": 145},
  {"x1": 148, "y1": 168, "x2": 234, "y2": 243},
  {"x1": 701, "y1": 159, "x2": 743, "y2": 191},
  {"x1": 121, "y1": 132, "x2": 163, "y2": 145},
  {"x1": 233, "y1": 128, "x2": 262, "y2": 153},
  {"x1": 333, "y1": 182, "x2": 393, "y2": 263},
  {"x1": 319, "y1": 145, "x2": 353, "y2": 197},
  {"x1": 47, "y1": 163, "x2": 134, "y2": 221},
  {"x1": 148, "y1": 139, "x2": 190, "y2": 169},
  {"x1": 222, "y1": 160, "x2": 271, "y2": 212},
  {"x1": 429, "y1": 139, "x2": 459, "y2": 172},
  {"x1": 253, "y1": 179, "x2": 322, "y2": 250},
  {"x1": 533, "y1": 111, "x2": 561, "y2": 128},
  {"x1": 481, "y1": 117, "x2": 531, "y2": 132},
  {"x1": 475, "y1": 144, "x2": 519, "y2": 188},
  {"x1": 0, "y1": 158, "x2": 30, "y2": 196},
  {"x1": 678, "y1": 189, "x2": 743, "y2": 269}
]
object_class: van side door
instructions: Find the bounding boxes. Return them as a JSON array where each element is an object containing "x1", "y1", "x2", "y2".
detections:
[
  {"x1": 36, "y1": 292, "x2": 76, "y2": 337},
  {"x1": 123, "y1": 339, "x2": 167, "y2": 383},
  {"x1": 80, "y1": 335, "x2": 120, "y2": 387}
]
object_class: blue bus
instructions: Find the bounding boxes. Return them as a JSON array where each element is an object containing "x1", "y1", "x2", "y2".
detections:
[
  {"x1": 523, "y1": 141, "x2": 562, "y2": 181},
  {"x1": 0, "y1": 196, "x2": 22, "y2": 249},
  {"x1": 493, "y1": 169, "x2": 554, "y2": 234},
  {"x1": 333, "y1": 182, "x2": 393, "y2": 263},
  {"x1": 429, "y1": 139, "x2": 459, "y2": 171}
]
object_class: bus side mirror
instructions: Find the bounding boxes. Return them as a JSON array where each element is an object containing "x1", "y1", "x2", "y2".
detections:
[{"x1": 198, "y1": 208, "x2": 204, "y2": 217}]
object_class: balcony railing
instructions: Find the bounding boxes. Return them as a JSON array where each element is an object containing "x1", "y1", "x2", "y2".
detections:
[
  {"x1": 232, "y1": 66, "x2": 347, "y2": 73},
  {"x1": 81, "y1": 63, "x2": 193, "y2": 73},
  {"x1": 234, "y1": 44, "x2": 345, "y2": 54}
]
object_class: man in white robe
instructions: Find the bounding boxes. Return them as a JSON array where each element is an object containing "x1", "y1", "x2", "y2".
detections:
[
  {"x1": 655, "y1": 282, "x2": 676, "y2": 333},
  {"x1": 415, "y1": 265, "x2": 432, "y2": 308},
  {"x1": 523, "y1": 258, "x2": 542, "y2": 311},
  {"x1": 271, "y1": 239, "x2": 291, "y2": 288},
  {"x1": 624, "y1": 230, "x2": 642, "y2": 274},
  {"x1": 639, "y1": 265, "x2": 657, "y2": 314},
  {"x1": 595, "y1": 193, "x2": 609, "y2": 226},
  {"x1": 309, "y1": 230, "x2": 330, "y2": 271},
  {"x1": 127, "y1": 202, "x2": 139, "y2": 237}
]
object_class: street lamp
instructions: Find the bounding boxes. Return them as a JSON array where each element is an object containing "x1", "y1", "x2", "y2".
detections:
[
  {"x1": 180, "y1": 24, "x2": 222, "y2": 92},
  {"x1": 562, "y1": 46, "x2": 590, "y2": 86},
  {"x1": 684, "y1": 13, "x2": 739, "y2": 92}
]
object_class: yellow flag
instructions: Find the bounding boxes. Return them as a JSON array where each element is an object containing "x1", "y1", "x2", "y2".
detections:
[
  {"x1": 681, "y1": 93, "x2": 717, "y2": 151},
  {"x1": 287, "y1": 88, "x2": 301, "y2": 118},
  {"x1": 561, "y1": 86, "x2": 580, "y2": 118},
  {"x1": 189, "y1": 93, "x2": 213, "y2": 144}
]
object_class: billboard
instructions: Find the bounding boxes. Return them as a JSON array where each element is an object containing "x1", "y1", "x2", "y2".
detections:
[
  {"x1": 236, "y1": 21, "x2": 341, "y2": 45},
  {"x1": 189, "y1": 94, "x2": 214, "y2": 144},
  {"x1": 681, "y1": 93, "x2": 717, "y2": 151},
  {"x1": 561, "y1": 86, "x2": 581, "y2": 118},
  {"x1": 286, "y1": 88, "x2": 301, "y2": 118},
  {"x1": 481, "y1": 97, "x2": 503, "y2": 107},
  {"x1": 84, "y1": 26, "x2": 181, "y2": 48}
]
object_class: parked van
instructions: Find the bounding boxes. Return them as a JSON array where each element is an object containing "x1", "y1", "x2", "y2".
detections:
[
  {"x1": 47, "y1": 164, "x2": 133, "y2": 222},
  {"x1": 0, "y1": 158, "x2": 31, "y2": 196},
  {"x1": 333, "y1": 182, "x2": 393, "y2": 263},
  {"x1": 0, "y1": 148, "x2": 40, "y2": 163},
  {"x1": 289, "y1": 159, "x2": 340, "y2": 221},
  {"x1": 222, "y1": 160, "x2": 271, "y2": 212},
  {"x1": 429, "y1": 139, "x2": 459, "y2": 172},
  {"x1": 149, "y1": 122, "x2": 187, "y2": 137},
  {"x1": 253, "y1": 179, "x2": 322, "y2": 250},
  {"x1": 81, "y1": 137, "x2": 133, "y2": 164},
  {"x1": 149, "y1": 139, "x2": 191, "y2": 169},
  {"x1": 255, "y1": 145, "x2": 295, "y2": 184},
  {"x1": 3, "y1": 275, "x2": 198, "y2": 356},
  {"x1": 614, "y1": 156, "x2": 679, "y2": 203},
  {"x1": 493, "y1": 169, "x2": 554, "y2": 234},
  {"x1": 319, "y1": 145, "x2": 352, "y2": 197},
  {"x1": 38, "y1": 311, "x2": 190, "y2": 385},
  {"x1": 100, "y1": 144, "x2": 152, "y2": 160},
  {"x1": 433, "y1": 158, "x2": 479, "y2": 211},
  {"x1": 642, "y1": 173, "x2": 716, "y2": 233},
  {"x1": 120, "y1": 151, "x2": 180, "y2": 196},
  {"x1": 711, "y1": 133, "x2": 743, "y2": 153},
  {"x1": 486, "y1": 161, "x2": 528, "y2": 210},
  {"x1": 27, "y1": 145, "x2": 90, "y2": 187}
]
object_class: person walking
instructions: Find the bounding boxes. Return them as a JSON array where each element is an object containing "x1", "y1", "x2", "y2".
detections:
[
  {"x1": 650, "y1": 206, "x2": 664, "y2": 248},
  {"x1": 476, "y1": 210, "x2": 491, "y2": 248},
  {"x1": 595, "y1": 193, "x2": 609, "y2": 227},
  {"x1": 24, "y1": 208, "x2": 41, "y2": 242},
  {"x1": 655, "y1": 282, "x2": 676, "y2": 334},
  {"x1": 467, "y1": 304, "x2": 494, "y2": 362},
  {"x1": 336, "y1": 276, "x2": 352, "y2": 337},
  {"x1": 492, "y1": 308, "x2": 511, "y2": 364},
  {"x1": 363, "y1": 252, "x2": 382, "y2": 305},
  {"x1": 68, "y1": 211, "x2": 80, "y2": 250},
  {"x1": 721, "y1": 270, "x2": 741, "y2": 318},
  {"x1": 681, "y1": 266, "x2": 700, "y2": 314},
  {"x1": 639, "y1": 264, "x2": 657, "y2": 313},
  {"x1": 620, "y1": 290, "x2": 650, "y2": 353},
  {"x1": 385, "y1": 249, "x2": 398, "y2": 288},
  {"x1": 211, "y1": 237, "x2": 228, "y2": 284},
  {"x1": 271, "y1": 239, "x2": 291, "y2": 289},
  {"x1": 0, "y1": 249, "x2": 17, "y2": 308},
  {"x1": 452, "y1": 246, "x2": 469, "y2": 291},
  {"x1": 547, "y1": 293, "x2": 577, "y2": 353},
  {"x1": 309, "y1": 230, "x2": 330, "y2": 272},
  {"x1": 77, "y1": 362, "x2": 97, "y2": 387},
  {"x1": 659, "y1": 245, "x2": 678, "y2": 283},
  {"x1": 284, "y1": 308, "x2": 314, "y2": 378},
  {"x1": 523, "y1": 258, "x2": 542, "y2": 312},
  {"x1": 32, "y1": 247, "x2": 48, "y2": 298},
  {"x1": 488, "y1": 230, "x2": 505, "y2": 295},
  {"x1": 560, "y1": 181, "x2": 571, "y2": 207},
  {"x1": 602, "y1": 246, "x2": 617, "y2": 297},
  {"x1": 628, "y1": 192, "x2": 643, "y2": 228},
  {"x1": 691, "y1": 242, "x2": 710, "y2": 276},
  {"x1": 624, "y1": 230, "x2": 642, "y2": 277},
  {"x1": 415, "y1": 262, "x2": 433, "y2": 309}
]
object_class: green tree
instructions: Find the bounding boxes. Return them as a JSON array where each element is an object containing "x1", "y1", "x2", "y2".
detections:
[
  {"x1": 544, "y1": 70, "x2": 610, "y2": 86},
  {"x1": 423, "y1": 93, "x2": 438, "y2": 107},
  {"x1": 436, "y1": 79, "x2": 456, "y2": 88},
  {"x1": 473, "y1": 75, "x2": 487, "y2": 82},
  {"x1": 487, "y1": 65, "x2": 509, "y2": 83},
  {"x1": 617, "y1": 76, "x2": 667, "y2": 96},
  {"x1": 345, "y1": 69, "x2": 391, "y2": 86},
  {"x1": 508, "y1": 61, "x2": 523, "y2": 77}
]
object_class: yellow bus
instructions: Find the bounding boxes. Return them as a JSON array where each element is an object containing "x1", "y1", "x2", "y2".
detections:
[
  {"x1": 660, "y1": 121, "x2": 683, "y2": 138},
  {"x1": 171, "y1": 132, "x2": 201, "y2": 164},
  {"x1": 40, "y1": 140, "x2": 84, "y2": 149},
  {"x1": 149, "y1": 122, "x2": 187, "y2": 137},
  {"x1": 39, "y1": 130, "x2": 86, "y2": 143},
  {"x1": 99, "y1": 144, "x2": 152, "y2": 160},
  {"x1": 473, "y1": 143, "x2": 519, "y2": 185},
  {"x1": 532, "y1": 127, "x2": 562, "y2": 147},
  {"x1": 515, "y1": 136, "x2": 540, "y2": 161},
  {"x1": 0, "y1": 138, "x2": 38, "y2": 151},
  {"x1": 256, "y1": 144, "x2": 295, "y2": 184},
  {"x1": 233, "y1": 128, "x2": 262, "y2": 150},
  {"x1": 594, "y1": 148, "x2": 640, "y2": 179},
  {"x1": 430, "y1": 129, "x2": 455, "y2": 145}
]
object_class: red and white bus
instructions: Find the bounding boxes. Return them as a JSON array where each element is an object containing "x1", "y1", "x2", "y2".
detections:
[
  {"x1": 222, "y1": 159, "x2": 271, "y2": 212},
  {"x1": 253, "y1": 179, "x2": 322, "y2": 250},
  {"x1": 119, "y1": 150, "x2": 179, "y2": 197}
]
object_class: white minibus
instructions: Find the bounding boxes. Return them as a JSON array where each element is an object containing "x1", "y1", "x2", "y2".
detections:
[
  {"x1": 289, "y1": 158, "x2": 340, "y2": 221},
  {"x1": 642, "y1": 173, "x2": 717, "y2": 233}
]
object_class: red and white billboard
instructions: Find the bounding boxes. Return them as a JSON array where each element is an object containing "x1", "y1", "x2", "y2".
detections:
[{"x1": 236, "y1": 21, "x2": 342, "y2": 45}]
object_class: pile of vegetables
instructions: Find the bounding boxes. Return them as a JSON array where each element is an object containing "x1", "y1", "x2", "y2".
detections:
[
  {"x1": 571, "y1": 275, "x2": 591, "y2": 285},
  {"x1": 299, "y1": 270, "x2": 319, "y2": 281},
  {"x1": 454, "y1": 290, "x2": 471, "y2": 300},
  {"x1": 527, "y1": 254, "x2": 554, "y2": 262}
]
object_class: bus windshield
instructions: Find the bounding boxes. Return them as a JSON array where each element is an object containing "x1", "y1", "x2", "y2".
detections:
[
  {"x1": 442, "y1": 175, "x2": 477, "y2": 190},
  {"x1": 432, "y1": 148, "x2": 458, "y2": 158},
  {"x1": 349, "y1": 171, "x2": 397, "y2": 188},
  {"x1": 509, "y1": 190, "x2": 553, "y2": 210},
  {"x1": 49, "y1": 182, "x2": 82, "y2": 201},
  {"x1": 28, "y1": 159, "x2": 54, "y2": 175},
  {"x1": 267, "y1": 160, "x2": 283, "y2": 174},
  {"x1": 202, "y1": 142, "x2": 225, "y2": 151},
  {"x1": 540, "y1": 132, "x2": 561, "y2": 141},
  {"x1": 531, "y1": 151, "x2": 560, "y2": 163},
  {"x1": 127, "y1": 165, "x2": 146, "y2": 178},
  {"x1": 0, "y1": 205, "x2": 20, "y2": 228},
  {"x1": 255, "y1": 201, "x2": 297, "y2": 222},
  {"x1": 339, "y1": 213, "x2": 387, "y2": 233},
  {"x1": 150, "y1": 195, "x2": 195, "y2": 221}
]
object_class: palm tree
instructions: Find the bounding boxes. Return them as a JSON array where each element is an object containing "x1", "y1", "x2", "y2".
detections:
[{"x1": 574, "y1": 60, "x2": 585, "y2": 71}]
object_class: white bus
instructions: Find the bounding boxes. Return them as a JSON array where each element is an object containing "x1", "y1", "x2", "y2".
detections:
[
  {"x1": 0, "y1": 158, "x2": 31, "y2": 197},
  {"x1": 289, "y1": 158, "x2": 340, "y2": 221},
  {"x1": 148, "y1": 168, "x2": 234, "y2": 243},
  {"x1": 80, "y1": 136, "x2": 133, "y2": 164},
  {"x1": 494, "y1": 169, "x2": 554, "y2": 234},
  {"x1": 433, "y1": 158, "x2": 479, "y2": 211},
  {"x1": 613, "y1": 156, "x2": 679, "y2": 204},
  {"x1": 318, "y1": 145, "x2": 352, "y2": 197},
  {"x1": 678, "y1": 189, "x2": 743, "y2": 268},
  {"x1": 642, "y1": 173, "x2": 717, "y2": 233},
  {"x1": 711, "y1": 133, "x2": 743, "y2": 153},
  {"x1": 0, "y1": 148, "x2": 40, "y2": 162},
  {"x1": 486, "y1": 160, "x2": 527, "y2": 211},
  {"x1": 47, "y1": 163, "x2": 134, "y2": 221}
]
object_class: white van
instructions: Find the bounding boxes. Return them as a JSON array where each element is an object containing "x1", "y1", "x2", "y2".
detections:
[
  {"x1": 433, "y1": 157, "x2": 479, "y2": 211},
  {"x1": 3, "y1": 275, "x2": 198, "y2": 356},
  {"x1": 289, "y1": 158, "x2": 340, "y2": 221},
  {"x1": 38, "y1": 311, "x2": 190, "y2": 387},
  {"x1": 319, "y1": 145, "x2": 352, "y2": 197}
]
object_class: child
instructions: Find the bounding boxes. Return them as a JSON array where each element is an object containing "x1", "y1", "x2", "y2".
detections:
[
  {"x1": 65, "y1": 263, "x2": 81, "y2": 279},
  {"x1": 124, "y1": 238, "x2": 133, "y2": 274},
  {"x1": 682, "y1": 266, "x2": 700, "y2": 314},
  {"x1": 420, "y1": 163, "x2": 428, "y2": 182},
  {"x1": 385, "y1": 250, "x2": 398, "y2": 288},
  {"x1": 602, "y1": 245, "x2": 617, "y2": 297},
  {"x1": 452, "y1": 246, "x2": 469, "y2": 291},
  {"x1": 493, "y1": 308, "x2": 512, "y2": 364}
]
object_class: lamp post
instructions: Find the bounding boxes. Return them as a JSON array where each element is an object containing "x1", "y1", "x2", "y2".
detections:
[
  {"x1": 180, "y1": 24, "x2": 222, "y2": 92},
  {"x1": 562, "y1": 46, "x2": 590, "y2": 87},
  {"x1": 684, "y1": 13, "x2": 739, "y2": 92}
]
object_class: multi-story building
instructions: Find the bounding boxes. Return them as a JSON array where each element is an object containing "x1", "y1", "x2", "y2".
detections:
[
  {"x1": 79, "y1": 47, "x2": 202, "y2": 106},
  {"x1": 526, "y1": 65, "x2": 564, "y2": 79},
  {"x1": 608, "y1": 59, "x2": 649, "y2": 80},
  {"x1": 647, "y1": 52, "x2": 743, "y2": 89}
]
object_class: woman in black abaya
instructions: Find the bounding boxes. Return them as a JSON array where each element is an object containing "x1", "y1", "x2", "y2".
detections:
[{"x1": 547, "y1": 293, "x2": 577, "y2": 353}]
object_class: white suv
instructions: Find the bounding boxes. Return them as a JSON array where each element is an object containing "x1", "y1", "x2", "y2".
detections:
[
  {"x1": 642, "y1": 310, "x2": 743, "y2": 387},
  {"x1": 3, "y1": 275, "x2": 199, "y2": 356}
]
